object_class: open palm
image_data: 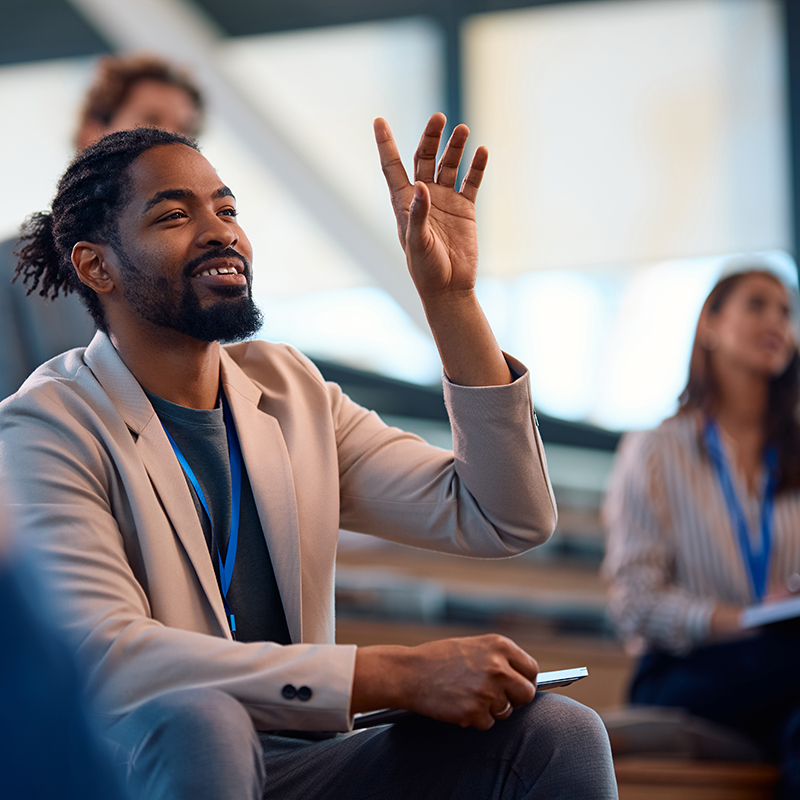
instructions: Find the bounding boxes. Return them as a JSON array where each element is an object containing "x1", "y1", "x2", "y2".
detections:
[{"x1": 374, "y1": 113, "x2": 488, "y2": 300}]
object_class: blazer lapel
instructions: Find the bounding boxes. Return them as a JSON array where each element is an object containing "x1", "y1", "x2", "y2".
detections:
[
  {"x1": 220, "y1": 350, "x2": 303, "y2": 644},
  {"x1": 135, "y1": 415, "x2": 231, "y2": 635},
  {"x1": 83, "y1": 333, "x2": 230, "y2": 636}
]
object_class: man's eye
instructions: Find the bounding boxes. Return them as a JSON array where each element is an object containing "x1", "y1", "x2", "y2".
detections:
[
  {"x1": 219, "y1": 208, "x2": 238, "y2": 217},
  {"x1": 160, "y1": 211, "x2": 186, "y2": 221}
]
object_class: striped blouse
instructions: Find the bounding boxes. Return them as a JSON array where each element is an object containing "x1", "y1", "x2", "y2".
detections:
[{"x1": 602, "y1": 412, "x2": 800, "y2": 655}]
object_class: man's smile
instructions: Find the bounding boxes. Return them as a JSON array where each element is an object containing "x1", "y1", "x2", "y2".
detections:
[
  {"x1": 185, "y1": 248, "x2": 249, "y2": 288},
  {"x1": 191, "y1": 258, "x2": 247, "y2": 286}
]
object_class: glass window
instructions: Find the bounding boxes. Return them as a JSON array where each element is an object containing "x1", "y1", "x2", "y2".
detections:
[
  {"x1": 465, "y1": 0, "x2": 794, "y2": 428},
  {"x1": 0, "y1": 58, "x2": 93, "y2": 241}
]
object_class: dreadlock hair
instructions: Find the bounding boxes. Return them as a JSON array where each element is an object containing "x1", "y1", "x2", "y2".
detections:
[
  {"x1": 14, "y1": 127, "x2": 199, "y2": 333},
  {"x1": 676, "y1": 269, "x2": 800, "y2": 493}
]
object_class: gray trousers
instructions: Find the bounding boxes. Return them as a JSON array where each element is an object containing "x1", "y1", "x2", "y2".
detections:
[{"x1": 105, "y1": 687, "x2": 618, "y2": 799}]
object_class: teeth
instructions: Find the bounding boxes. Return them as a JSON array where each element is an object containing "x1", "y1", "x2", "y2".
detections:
[{"x1": 196, "y1": 266, "x2": 238, "y2": 277}]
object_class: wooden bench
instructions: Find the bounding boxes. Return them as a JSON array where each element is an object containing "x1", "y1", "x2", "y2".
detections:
[
  {"x1": 615, "y1": 758, "x2": 779, "y2": 800},
  {"x1": 604, "y1": 707, "x2": 780, "y2": 800}
]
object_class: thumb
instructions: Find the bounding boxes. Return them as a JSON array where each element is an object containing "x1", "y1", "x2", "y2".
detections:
[{"x1": 406, "y1": 181, "x2": 430, "y2": 250}]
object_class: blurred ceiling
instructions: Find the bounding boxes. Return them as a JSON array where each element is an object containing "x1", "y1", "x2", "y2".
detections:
[{"x1": 0, "y1": 0, "x2": 577, "y2": 66}]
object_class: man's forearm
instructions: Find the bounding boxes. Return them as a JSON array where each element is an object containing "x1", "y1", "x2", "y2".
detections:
[{"x1": 421, "y1": 289, "x2": 512, "y2": 387}]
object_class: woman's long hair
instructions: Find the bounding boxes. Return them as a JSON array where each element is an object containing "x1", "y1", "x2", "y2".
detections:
[{"x1": 676, "y1": 270, "x2": 800, "y2": 493}]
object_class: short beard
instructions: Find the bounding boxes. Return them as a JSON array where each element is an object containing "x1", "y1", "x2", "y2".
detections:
[
  {"x1": 178, "y1": 284, "x2": 264, "y2": 344},
  {"x1": 114, "y1": 241, "x2": 264, "y2": 343}
]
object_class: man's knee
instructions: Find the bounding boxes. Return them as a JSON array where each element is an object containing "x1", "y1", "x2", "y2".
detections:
[
  {"x1": 520, "y1": 692, "x2": 609, "y2": 745},
  {"x1": 108, "y1": 688, "x2": 264, "y2": 800},
  {"x1": 507, "y1": 693, "x2": 617, "y2": 798}
]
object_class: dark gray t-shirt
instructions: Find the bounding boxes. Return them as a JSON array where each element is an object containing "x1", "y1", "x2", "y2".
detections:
[{"x1": 148, "y1": 391, "x2": 291, "y2": 645}]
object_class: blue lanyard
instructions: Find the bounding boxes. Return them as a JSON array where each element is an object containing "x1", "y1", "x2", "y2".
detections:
[
  {"x1": 703, "y1": 419, "x2": 777, "y2": 603},
  {"x1": 161, "y1": 394, "x2": 242, "y2": 637}
]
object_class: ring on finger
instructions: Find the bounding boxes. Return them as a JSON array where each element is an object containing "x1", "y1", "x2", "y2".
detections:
[{"x1": 494, "y1": 701, "x2": 512, "y2": 719}]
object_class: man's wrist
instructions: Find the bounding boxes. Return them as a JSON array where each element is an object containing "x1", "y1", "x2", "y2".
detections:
[
  {"x1": 421, "y1": 291, "x2": 511, "y2": 388},
  {"x1": 351, "y1": 644, "x2": 413, "y2": 715},
  {"x1": 419, "y1": 287, "x2": 481, "y2": 333}
]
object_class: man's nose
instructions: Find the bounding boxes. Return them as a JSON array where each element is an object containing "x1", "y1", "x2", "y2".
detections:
[
  {"x1": 765, "y1": 303, "x2": 789, "y2": 328},
  {"x1": 198, "y1": 214, "x2": 238, "y2": 249}
]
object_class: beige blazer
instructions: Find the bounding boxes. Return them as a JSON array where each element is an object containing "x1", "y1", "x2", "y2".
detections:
[{"x1": 0, "y1": 332, "x2": 556, "y2": 732}]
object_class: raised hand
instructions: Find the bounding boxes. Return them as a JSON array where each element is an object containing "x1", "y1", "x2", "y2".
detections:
[
  {"x1": 374, "y1": 113, "x2": 488, "y2": 302},
  {"x1": 374, "y1": 113, "x2": 509, "y2": 387}
]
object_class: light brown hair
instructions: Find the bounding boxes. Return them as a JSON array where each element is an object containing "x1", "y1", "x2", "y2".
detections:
[{"x1": 75, "y1": 54, "x2": 204, "y2": 145}]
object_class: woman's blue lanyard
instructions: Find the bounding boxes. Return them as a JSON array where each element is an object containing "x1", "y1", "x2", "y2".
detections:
[
  {"x1": 703, "y1": 419, "x2": 777, "y2": 603},
  {"x1": 161, "y1": 394, "x2": 242, "y2": 637}
]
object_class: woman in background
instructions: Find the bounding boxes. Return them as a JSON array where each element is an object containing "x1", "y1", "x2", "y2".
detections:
[{"x1": 603, "y1": 269, "x2": 800, "y2": 795}]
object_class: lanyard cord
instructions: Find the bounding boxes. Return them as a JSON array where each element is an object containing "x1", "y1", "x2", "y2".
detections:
[
  {"x1": 704, "y1": 419, "x2": 777, "y2": 603},
  {"x1": 161, "y1": 393, "x2": 242, "y2": 637}
]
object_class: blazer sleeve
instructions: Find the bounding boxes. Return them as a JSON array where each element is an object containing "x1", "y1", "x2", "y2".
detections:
[
  {"x1": 602, "y1": 431, "x2": 715, "y2": 654},
  {"x1": 306, "y1": 349, "x2": 558, "y2": 556}
]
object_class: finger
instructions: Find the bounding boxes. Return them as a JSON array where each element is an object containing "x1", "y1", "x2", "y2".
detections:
[
  {"x1": 492, "y1": 699, "x2": 513, "y2": 720},
  {"x1": 436, "y1": 124, "x2": 469, "y2": 188},
  {"x1": 500, "y1": 644, "x2": 538, "y2": 708},
  {"x1": 413, "y1": 113, "x2": 447, "y2": 183},
  {"x1": 459, "y1": 145, "x2": 489, "y2": 204},
  {"x1": 470, "y1": 708, "x2": 498, "y2": 731},
  {"x1": 374, "y1": 117, "x2": 411, "y2": 195},
  {"x1": 505, "y1": 677, "x2": 536, "y2": 709},
  {"x1": 502, "y1": 640, "x2": 539, "y2": 683}
]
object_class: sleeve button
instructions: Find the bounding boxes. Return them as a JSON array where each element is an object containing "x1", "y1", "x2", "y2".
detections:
[
  {"x1": 297, "y1": 686, "x2": 313, "y2": 702},
  {"x1": 281, "y1": 684, "x2": 297, "y2": 700}
]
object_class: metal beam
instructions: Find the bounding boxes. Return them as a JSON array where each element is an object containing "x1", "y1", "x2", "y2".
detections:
[
  {"x1": 66, "y1": 0, "x2": 431, "y2": 332},
  {"x1": 783, "y1": 0, "x2": 800, "y2": 279},
  {"x1": 187, "y1": 0, "x2": 588, "y2": 39}
]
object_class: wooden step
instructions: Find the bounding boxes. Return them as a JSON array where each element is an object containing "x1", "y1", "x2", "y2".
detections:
[{"x1": 615, "y1": 758, "x2": 779, "y2": 800}]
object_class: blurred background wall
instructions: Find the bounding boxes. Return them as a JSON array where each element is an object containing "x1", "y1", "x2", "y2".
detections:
[{"x1": 2, "y1": 0, "x2": 797, "y2": 434}]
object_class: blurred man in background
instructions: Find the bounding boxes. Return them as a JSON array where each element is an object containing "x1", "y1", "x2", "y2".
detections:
[{"x1": 0, "y1": 53, "x2": 204, "y2": 399}]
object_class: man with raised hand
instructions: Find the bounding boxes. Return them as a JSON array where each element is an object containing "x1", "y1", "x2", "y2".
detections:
[{"x1": 1, "y1": 116, "x2": 616, "y2": 799}]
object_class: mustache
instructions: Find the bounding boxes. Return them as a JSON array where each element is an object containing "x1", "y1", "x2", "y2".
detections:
[{"x1": 182, "y1": 248, "x2": 250, "y2": 278}]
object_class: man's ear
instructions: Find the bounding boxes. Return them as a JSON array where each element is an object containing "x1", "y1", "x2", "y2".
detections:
[{"x1": 72, "y1": 242, "x2": 115, "y2": 295}]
